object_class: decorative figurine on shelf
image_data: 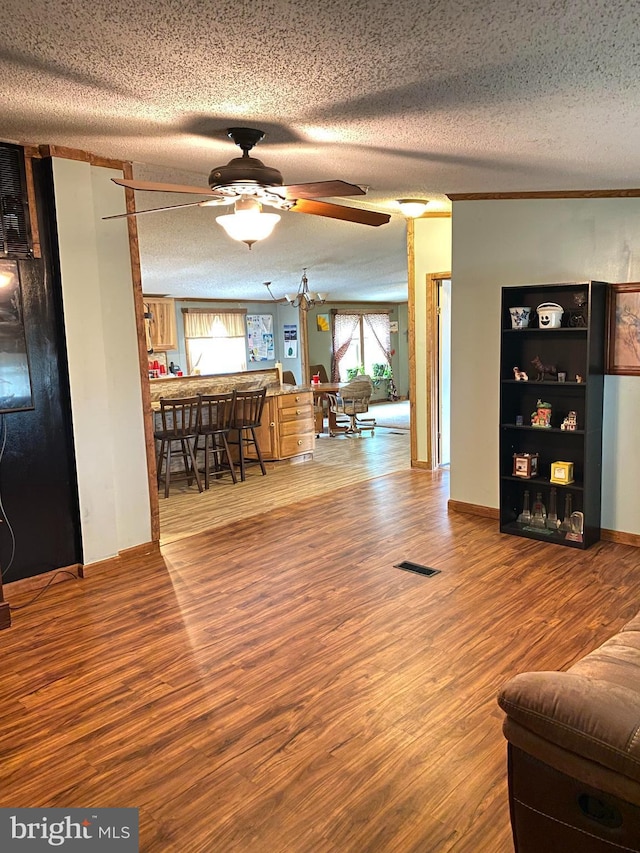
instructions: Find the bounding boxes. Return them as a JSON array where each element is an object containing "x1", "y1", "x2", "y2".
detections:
[
  {"x1": 517, "y1": 490, "x2": 532, "y2": 525},
  {"x1": 531, "y1": 355, "x2": 558, "y2": 381},
  {"x1": 559, "y1": 494, "x2": 573, "y2": 532},
  {"x1": 575, "y1": 374, "x2": 584, "y2": 383},
  {"x1": 568, "y1": 293, "x2": 588, "y2": 328},
  {"x1": 531, "y1": 492, "x2": 547, "y2": 528},
  {"x1": 550, "y1": 460, "x2": 575, "y2": 485},
  {"x1": 561, "y1": 411, "x2": 578, "y2": 431},
  {"x1": 509, "y1": 307, "x2": 532, "y2": 329},
  {"x1": 546, "y1": 487, "x2": 559, "y2": 530},
  {"x1": 513, "y1": 452, "x2": 539, "y2": 478},
  {"x1": 531, "y1": 399, "x2": 552, "y2": 428},
  {"x1": 513, "y1": 366, "x2": 529, "y2": 381}
]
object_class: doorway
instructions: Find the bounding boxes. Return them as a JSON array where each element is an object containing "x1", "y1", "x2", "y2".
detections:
[{"x1": 437, "y1": 278, "x2": 451, "y2": 466}]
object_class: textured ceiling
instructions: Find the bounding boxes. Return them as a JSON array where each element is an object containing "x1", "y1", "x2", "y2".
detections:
[{"x1": 2, "y1": 0, "x2": 640, "y2": 301}]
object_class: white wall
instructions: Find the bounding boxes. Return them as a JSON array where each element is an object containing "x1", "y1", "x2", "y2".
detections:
[
  {"x1": 52, "y1": 158, "x2": 151, "y2": 562},
  {"x1": 450, "y1": 198, "x2": 640, "y2": 535},
  {"x1": 412, "y1": 217, "x2": 452, "y2": 462}
]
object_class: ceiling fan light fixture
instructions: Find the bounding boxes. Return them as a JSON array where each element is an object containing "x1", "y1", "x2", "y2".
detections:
[
  {"x1": 396, "y1": 198, "x2": 431, "y2": 218},
  {"x1": 216, "y1": 196, "x2": 280, "y2": 248}
]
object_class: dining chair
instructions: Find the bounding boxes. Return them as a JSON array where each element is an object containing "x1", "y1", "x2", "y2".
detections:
[
  {"x1": 154, "y1": 396, "x2": 203, "y2": 498},
  {"x1": 228, "y1": 387, "x2": 267, "y2": 481},
  {"x1": 195, "y1": 391, "x2": 237, "y2": 488},
  {"x1": 326, "y1": 375, "x2": 376, "y2": 436}
]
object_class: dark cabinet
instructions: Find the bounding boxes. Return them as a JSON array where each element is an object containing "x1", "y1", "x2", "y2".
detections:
[{"x1": 499, "y1": 282, "x2": 607, "y2": 549}]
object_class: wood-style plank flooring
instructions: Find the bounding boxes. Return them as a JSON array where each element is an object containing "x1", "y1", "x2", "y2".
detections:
[
  {"x1": 159, "y1": 421, "x2": 412, "y2": 544},
  {"x1": 3, "y1": 433, "x2": 640, "y2": 852}
]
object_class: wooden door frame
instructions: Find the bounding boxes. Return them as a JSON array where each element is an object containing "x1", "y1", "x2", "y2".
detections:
[
  {"x1": 407, "y1": 221, "x2": 450, "y2": 471},
  {"x1": 426, "y1": 272, "x2": 451, "y2": 469}
]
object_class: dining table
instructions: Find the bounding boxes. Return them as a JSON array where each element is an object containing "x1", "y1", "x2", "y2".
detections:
[{"x1": 311, "y1": 381, "x2": 348, "y2": 436}]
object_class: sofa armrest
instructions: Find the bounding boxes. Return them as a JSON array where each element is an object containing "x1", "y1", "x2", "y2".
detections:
[{"x1": 498, "y1": 671, "x2": 640, "y2": 783}]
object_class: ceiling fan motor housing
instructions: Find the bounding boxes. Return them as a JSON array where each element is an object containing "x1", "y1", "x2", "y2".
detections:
[{"x1": 208, "y1": 156, "x2": 284, "y2": 191}]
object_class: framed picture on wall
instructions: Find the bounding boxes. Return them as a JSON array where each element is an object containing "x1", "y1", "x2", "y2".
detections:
[
  {"x1": 607, "y1": 283, "x2": 640, "y2": 375},
  {"x1": 316, "y1": 313, "x2": 330, "y2": 332},
  {"x1": 0, "y1": 259, "x2": 34, "y2": 413}
]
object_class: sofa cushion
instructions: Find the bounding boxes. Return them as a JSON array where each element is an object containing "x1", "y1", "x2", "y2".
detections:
[{"x1": 498, "y1": 625, "x2": 640, "y2": 784}]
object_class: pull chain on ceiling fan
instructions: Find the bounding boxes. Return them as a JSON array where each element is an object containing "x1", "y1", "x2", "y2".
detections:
[{"x1": 105, "y1": 126, "x2": 391, "y2": 247}]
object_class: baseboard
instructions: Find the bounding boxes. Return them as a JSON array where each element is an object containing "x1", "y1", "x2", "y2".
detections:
[
  {"x1": 448, "y1": 499, "x2": 500, "y2": 519},
  {"x1": 447, "y1": 503, "x2": 640, "y2": 546},
  {"x1": 601, "y1": 528, "x2": 640, "y2": 548},
  {"x1": 411, "y1": 460, "x2": 435, "y2": 471},
  {"x1": 4, "y1": 564, "x2": 83, "y2": 596},
  {"x1": 82, "y1": 540, "x2": 161, "y2": 575}
]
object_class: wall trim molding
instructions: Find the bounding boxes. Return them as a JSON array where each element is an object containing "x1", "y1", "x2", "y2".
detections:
[
  {"x1": 38, "y1": 145, "x2": 126, "y2": 170},
  {"x1": 601, "y1": 528, "x2": 640, "y2": 548},
  {"x1": 4, "y1": 564, "x2": 83, "y2": 596},
  {"x1": 447, "y1": 189, "x2": 640, "y2": 202},
  {"x1": 447, "y1": 499, "x2": 500, "y2": 519},
  {"x1": 448, "y1": 501, "x2": 640, "y2": 547},
  {"x1": 82, "y1": 540, "x2": 161, "y2": 575}
]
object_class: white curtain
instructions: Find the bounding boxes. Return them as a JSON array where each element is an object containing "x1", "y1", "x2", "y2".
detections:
[
  {"x1": 331, "y1": 313, "x2": 360, "y2": 381},
  {"x1": 184, "y1": 311, "x2": 245, "y2": 338},
  {"x1": 184, "y1": 311, "x2": 247, "y2": 375},
  {"x1": 363, "y1": 313, "x2": 392, "y2": 363}
]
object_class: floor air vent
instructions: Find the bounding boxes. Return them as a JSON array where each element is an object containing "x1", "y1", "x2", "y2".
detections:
[{"x1": 394, "y1": 561, "x2": 441, "y2": 578}]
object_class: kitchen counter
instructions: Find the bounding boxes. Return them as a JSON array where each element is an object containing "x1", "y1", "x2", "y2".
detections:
[
  {"x1": 150, "y1": 367, "x2": 285, "y2": 409},
  {"x1": 150, "y1": 368, "x2": 315, "y2": 462}
]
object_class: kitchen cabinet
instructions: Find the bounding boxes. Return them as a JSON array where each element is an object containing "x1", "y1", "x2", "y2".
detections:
[
  {"x1": 250, "y1": 391, "x2": 315, "y2": 461},
  {"x1": 145, "y1": 297, "x2": 177, "y2": 351}
]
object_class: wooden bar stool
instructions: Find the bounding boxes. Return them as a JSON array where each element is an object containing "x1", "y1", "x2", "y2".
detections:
[
  {"x1": 195, "y1": 391, "x2": 237, "y2": 488},
  {"x1": 154, "y1": 396, "x2": 203, "y2": 498},
  {"x1": 228, "y1": 388, "x2": 267, "y2": 482}
]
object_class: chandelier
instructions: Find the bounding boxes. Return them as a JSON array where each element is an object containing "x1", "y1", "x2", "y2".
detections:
[{"x1": 264, "y1": 269, "x2": 328, "y2": 310}]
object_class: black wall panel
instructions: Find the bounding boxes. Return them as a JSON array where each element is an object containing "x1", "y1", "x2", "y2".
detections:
[{"x1": 0, "y1": 155, "x2": 82, "y2": 583}]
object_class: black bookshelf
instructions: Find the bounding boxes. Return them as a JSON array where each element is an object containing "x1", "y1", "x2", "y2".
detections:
[{"x1": 499, "y1": 282, "x2": 607, "y2": 549}]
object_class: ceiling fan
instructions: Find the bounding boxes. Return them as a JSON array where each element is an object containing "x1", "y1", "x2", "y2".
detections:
[{"x1": 107, "y1": 127, "x2": 390, "y2": 246}]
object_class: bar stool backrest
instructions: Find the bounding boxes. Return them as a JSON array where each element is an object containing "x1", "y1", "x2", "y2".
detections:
[
  {"x1": 157, "y1": 396, "x2": 201, "y2": 438},
  {"x1": 233, "y1": 387, "x2": 267, "y2": 429},
  {"x1": 198, "y1": 391, "x2": 236, "y2": 434}
]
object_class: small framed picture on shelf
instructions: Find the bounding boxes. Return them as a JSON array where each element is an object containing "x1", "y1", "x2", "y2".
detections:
[{"x1": 607, "y1": 283, "x2": 640, "y2": 375}]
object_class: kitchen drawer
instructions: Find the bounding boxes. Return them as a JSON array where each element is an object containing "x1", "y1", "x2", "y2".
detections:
[
  {"x1": 279, "y1": 416, "x2": 314, "y2": 437},
  {"x1": 277, "y1": 392, "x2": 312, "y2": 409},
  {"x1": 280, "y1": 433, "x2": 315, "y2": 457},
  {"x1": 279, "y1": 403, "x2": 314, "y2": 422}
]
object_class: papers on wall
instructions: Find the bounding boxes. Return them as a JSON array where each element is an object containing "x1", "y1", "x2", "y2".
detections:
[
  {"x1": 246, "y1": 314, "x2": 274, "y2": 361},
  {"x1": 283, "y1": 324, "x2": 298, "y2": 359}
]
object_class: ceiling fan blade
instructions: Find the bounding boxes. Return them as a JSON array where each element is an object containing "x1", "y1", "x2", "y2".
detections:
[
  {"x1": 103, "y1": 201, "x2": 208, "y2": 220},
  {"x1": 280, "y1": 180, "x2": 366, "y2": 200},
  {"x1": 111, "y1": 177, "x2": 219, "y2": 196},
  {"x1": 290, "y1": 198, "x2": 390, "y2": 226}
]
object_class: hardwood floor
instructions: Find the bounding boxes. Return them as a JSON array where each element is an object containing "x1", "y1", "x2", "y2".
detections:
[
  {"x1": 159, "y1": 426, "x2": 412, "y2": 544},
  {"x1": 3, "y1": 453, "x2": 640, "y2": 852}
]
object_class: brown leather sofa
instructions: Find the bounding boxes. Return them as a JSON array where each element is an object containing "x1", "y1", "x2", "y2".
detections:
[{"x1": 498, "y1": 613, "x2": 640, "y2": 852}]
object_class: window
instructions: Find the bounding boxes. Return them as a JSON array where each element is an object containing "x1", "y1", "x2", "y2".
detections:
[
  {"x1": 183, "y1": 310, "x2": 246, "y2": 375},
  {"x1": 332, "y1": 312, "x2": 391, "y2": 381}
]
